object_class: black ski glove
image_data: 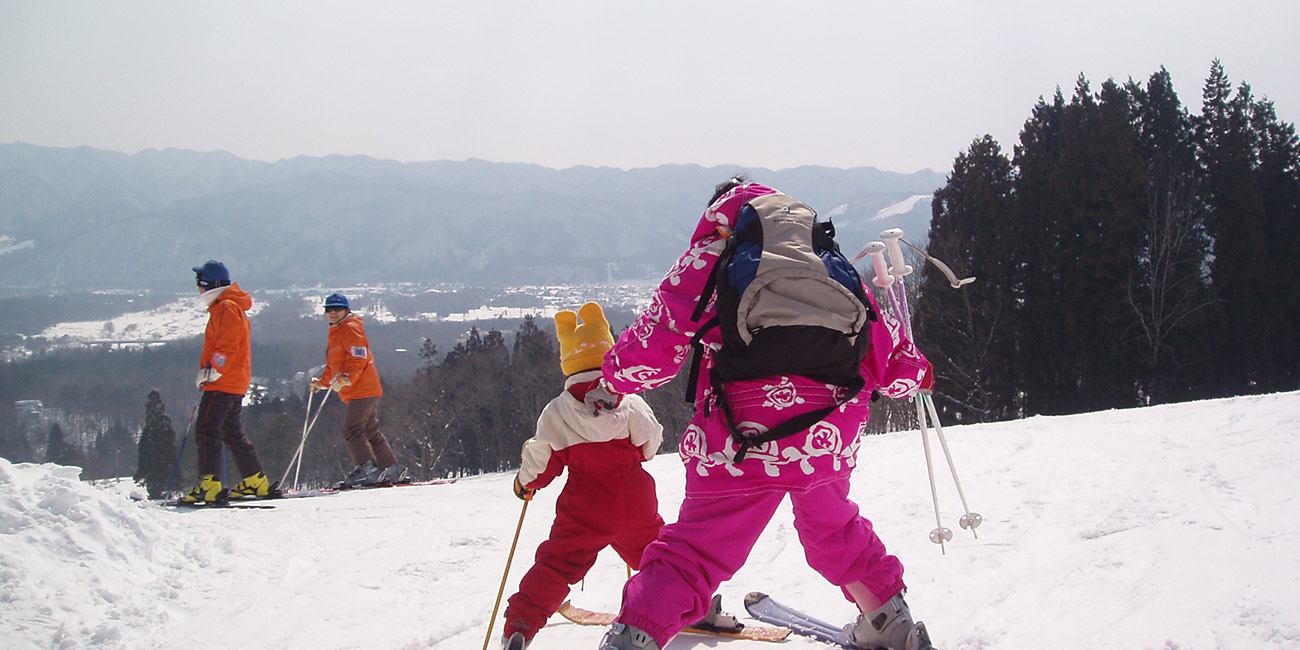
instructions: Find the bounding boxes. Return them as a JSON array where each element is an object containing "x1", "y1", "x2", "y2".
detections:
[{"x1": 513, "y1": 475, "x2": 536, "y2": 501}]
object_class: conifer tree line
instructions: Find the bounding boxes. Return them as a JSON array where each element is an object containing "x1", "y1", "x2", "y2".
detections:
[{"x1": 916, "y1": 61, "x2": 1299, "y2": 423}]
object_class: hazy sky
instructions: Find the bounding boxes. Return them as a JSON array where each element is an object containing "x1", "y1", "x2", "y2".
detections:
[{"x1": 2, "y1": 1, "x2": 1297, "y2": 174}]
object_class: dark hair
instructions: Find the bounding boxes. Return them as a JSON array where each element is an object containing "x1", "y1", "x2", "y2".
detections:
[{"x1": 708, "y1": 174, "x2": 748, "y2": 206}]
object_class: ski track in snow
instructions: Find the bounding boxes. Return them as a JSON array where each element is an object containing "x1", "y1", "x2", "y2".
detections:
[{"x1": 2, "y1": 392, "x2": 1300, "y2": 649}]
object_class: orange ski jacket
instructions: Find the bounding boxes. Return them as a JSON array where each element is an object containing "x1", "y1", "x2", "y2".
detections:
[
  {"x1": 199, "y1": 283, "x2": 253, "y2": 396},
  {"x1": 319, "y1": 314, "x2": 382, "y2": 402}
]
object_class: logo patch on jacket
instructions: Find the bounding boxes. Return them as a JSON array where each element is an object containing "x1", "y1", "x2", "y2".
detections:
[
  {"x1": 349, "y1": 346, "x2": 369, "y2": 359},
  {"x1": 211, "y1": 352, "x2": 227, "y2": 368}
]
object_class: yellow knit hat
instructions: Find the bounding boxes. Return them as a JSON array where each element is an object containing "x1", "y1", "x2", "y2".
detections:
[{"x1": 555, "y1": 302, "x2": 614, "y2": 376}]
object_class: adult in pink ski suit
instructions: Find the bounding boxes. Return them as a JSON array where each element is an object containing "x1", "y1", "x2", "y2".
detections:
[{"x1": 600, "y1": 181, "x2": 930, "y2": 647}]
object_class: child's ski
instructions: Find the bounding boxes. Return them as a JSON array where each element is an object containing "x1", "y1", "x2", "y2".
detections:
[
  {"x1": 743, "y1": 592, "x2": 854, "y2": 648},
  {"x1": 557, "y1": 600, "x2": 791, "y2": 642},
  {"x1": 744, "y1": 592, "x2": 936, "y2": 650}
]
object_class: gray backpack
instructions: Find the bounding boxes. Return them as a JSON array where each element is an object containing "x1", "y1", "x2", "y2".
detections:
[{"x1": 688, "y1": 192, "x2": 876, "y2": 461}]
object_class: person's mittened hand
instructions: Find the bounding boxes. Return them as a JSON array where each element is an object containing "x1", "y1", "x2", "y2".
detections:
[
  {"x1": 583, "y1": 380, "x2": 622, "y2": 416},
  {"x1": 920, "y1": 361, "x2": 936, "y2": 392},
  {"x1": 512, "y1": 475, "x2": 536, "y2": 501},
  {"x1": 330, "y1": 375, "x2": 351, "y2": 391},
  {"x1": 195, "y1": 368, "x2": 222, "y2": 389},
  {"x1": 309, "y1": 377, "x2": 324, "y2": 393}
]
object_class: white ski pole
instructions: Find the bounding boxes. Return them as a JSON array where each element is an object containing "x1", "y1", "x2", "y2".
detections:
[
  {"x1": 877, "y1": 227, "x2": 983, "y2": 549},
  {"x1": 279, "y1": 387, "x2": 333, "y2": 490},
  {"x1": 916, "y1": 394, "x2": 953, "y2": 554},
  {"x1": 922, "y1": 390, "x2": 982, "y2": 537},
  {"x1": 849, "y1": 241, "x2": 895, "y2": 288},
  {"x1": 880, "y1": 228, "x2": 914, "y2": 337}
]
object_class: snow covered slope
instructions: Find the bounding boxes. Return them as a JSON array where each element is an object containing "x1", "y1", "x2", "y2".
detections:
[{"x1": 2, "y1": 391, "x2": 1298, "y2": 649}]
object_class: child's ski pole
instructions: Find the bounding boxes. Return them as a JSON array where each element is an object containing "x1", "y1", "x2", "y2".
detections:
[
  {"x1": 863, "y1": 227, "x2": 983, "y2": 551},
  {"x1": 483, "y1": 498, "x2": 530, "y2": 650}
]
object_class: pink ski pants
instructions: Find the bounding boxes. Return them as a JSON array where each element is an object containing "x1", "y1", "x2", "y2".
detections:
[{"x1": 615, "y1": 477, "x2": 905, "y2": 646}]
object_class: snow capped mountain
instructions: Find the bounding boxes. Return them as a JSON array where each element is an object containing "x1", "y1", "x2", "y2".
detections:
[{"x1": 0, "y1": 144, "x2": 944, "y2": 293}]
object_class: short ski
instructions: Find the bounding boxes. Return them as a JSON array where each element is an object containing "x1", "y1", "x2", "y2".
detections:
[
  {"x1": 744, "y1": 592, "x2": 935, "y2": 650},
  {"x1": 744, "y1": 592, "x2": 854, "y2": 648},
  {"x1": 557, "y1": 600, "x2": 791, "y2": 642}
]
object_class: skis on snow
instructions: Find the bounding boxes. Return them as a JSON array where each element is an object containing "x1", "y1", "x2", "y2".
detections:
[
  {"x1": 743, "y1": 592, "x2": 854, "y2": 648},
  {"x1": 275, "y1": 477, "x2": 457, "y2": 499},
  {"x1": 161, "y1": 499, "x2": 275, "y2": 510},
  {"x1": 331, "y1": 477, "x2": 457, "y2": 491},
  {"x1": 557, "y1": 600, "x2": 791, "y2": 642},
  {"x1": 744, "y1": 592, "x2": 936, "y2": 650}
]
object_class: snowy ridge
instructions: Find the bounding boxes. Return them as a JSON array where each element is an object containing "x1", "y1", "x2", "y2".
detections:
[
  {"x1": 0, "y1": 234, "x2": 35, "y2": 256},
  {"x1": 873, "y1": 194, "x2": 932, "y2": 222},
  {"x1": 2, "y1": 391, "x2": 1299, "y2": 649}
]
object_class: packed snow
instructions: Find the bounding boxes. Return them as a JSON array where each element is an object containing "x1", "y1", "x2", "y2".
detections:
[{"x1": 2, "y1": 391, "x2": 1299, "y2": 650}]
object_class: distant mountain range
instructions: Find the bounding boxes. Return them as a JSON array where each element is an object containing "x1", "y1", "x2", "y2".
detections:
[{"x1": 0, "y1": 143, "x2": 944, "y2": 292}]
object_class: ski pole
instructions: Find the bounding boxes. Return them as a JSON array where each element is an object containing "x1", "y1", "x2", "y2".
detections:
[
  {"x1": 915, "y1": 395, "x2": 952, "y2": 554},
  {"x1": 880, "y1": 228, "x2": 915, "y2": 337},
  {"x1": 483, "y1": 499, "x2": 530, "y2": 650},
  {"x1": 922, "y1": 391, "x2": 982, "y2": 537},
  {"x1": 279, "y1": 389, "x2": 314, "y2": 489},
  {"x1": 879, "y1": 227, "x2": 982, "y2": 549},
  {"x1": 279, "y1": 387, "x2": 333, "y2": 490},
  {"x1": 164, "y1": 393, "x2": 202, "y2": 498}
]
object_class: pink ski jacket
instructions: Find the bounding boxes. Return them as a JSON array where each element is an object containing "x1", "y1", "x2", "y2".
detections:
[{"x1": 601, "y1": 182, "x2": 929, "y2": 497}]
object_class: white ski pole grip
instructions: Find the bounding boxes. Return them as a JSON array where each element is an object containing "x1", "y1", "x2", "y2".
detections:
[
  {"x1": 880, "y1": 228, "x2": 913, "y2": 279},
  {"x1": 865, "y1": 242, "x2": 893, "y2": 288}
]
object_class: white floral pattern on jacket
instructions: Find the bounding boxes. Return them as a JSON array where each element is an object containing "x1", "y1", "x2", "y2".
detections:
[{"x1": 602, "y1": 183, "x2": 928, "y2": 496}]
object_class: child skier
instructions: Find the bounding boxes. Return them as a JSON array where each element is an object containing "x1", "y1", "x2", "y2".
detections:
[
  {"x1": 592, "y1": 179, "x2": 936, "y2": 650},
  {"x1": 500, "y1": 302, "x2": 666, "y2": 650},
  {"x1": 500, "y1": 303, "x2": 743, "y2": 649}
]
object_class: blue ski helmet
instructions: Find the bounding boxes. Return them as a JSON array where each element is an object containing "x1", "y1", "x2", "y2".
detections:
[
  {"x1": 193, "y1": 260, "x2": 231, "y2": 290},
  {"x1": 324, "y1": 293, "x2": 350, "y2": 311}
]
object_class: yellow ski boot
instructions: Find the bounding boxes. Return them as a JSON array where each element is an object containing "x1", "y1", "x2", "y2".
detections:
[
  {"x1": 229, "y1": 471, "x2": 277, "y2": 499},
  {"x1": 181, "y1": 474, "x2": 225, "y2": 504}
]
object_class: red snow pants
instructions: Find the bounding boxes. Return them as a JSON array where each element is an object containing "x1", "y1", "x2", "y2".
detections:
[{"x1": 503, "y1": 463, "x2": 664, "y2": 641}]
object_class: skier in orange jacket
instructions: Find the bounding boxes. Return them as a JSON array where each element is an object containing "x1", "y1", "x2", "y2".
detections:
[
  {"x1": 183, "y1": 260, "x2": 276, "y2": 503},
  {"x1": 310, "y1": 293, "x2": 403, "y2": 487}
]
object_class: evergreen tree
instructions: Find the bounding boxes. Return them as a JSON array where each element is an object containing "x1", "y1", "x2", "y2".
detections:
[
  {"x1": 508, "y1": 316, "x2": 565, "y2": 444},
  {"x1": 1013, "y1": 77, "x2": 1147, "y2": 414},
  {"x1": 1197, "y1": 60, "x2": 1299, "y2": 392},
  {"x1": 1124, "y1": 68, "x2": 1216, "y2": 403},
  {"x1": 1247, "y1": 95, "x2": 1300, "y2": 388},
  {"x1": 44, "y1": 422, "x2": 79, "y2": 467},
  {"x1": 433, "y1": 328, "x2": 513, "y2": 475},
  {"x1": 134, "y1": 390, "x2": 179, "y2": 499},
  {"x1": 919, "y1": 135, "x2": 1019, "y2": 422},
  {"x1": 91, "y1": 419, "x2": 136, "y2": 479}
]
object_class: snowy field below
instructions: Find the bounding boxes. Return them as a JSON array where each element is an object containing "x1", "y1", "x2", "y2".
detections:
[{"x1": 2, "y1": 391, "x2": 1300, "y2": 650}]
